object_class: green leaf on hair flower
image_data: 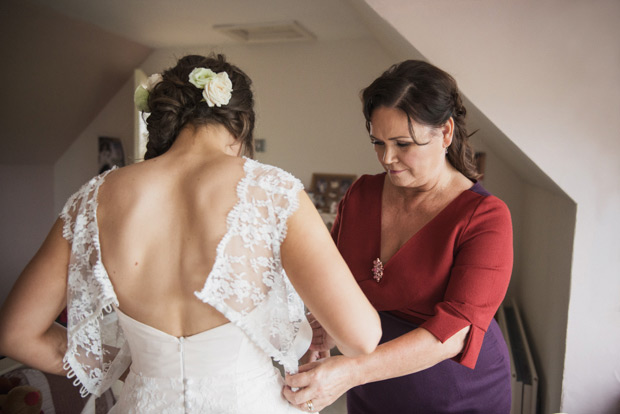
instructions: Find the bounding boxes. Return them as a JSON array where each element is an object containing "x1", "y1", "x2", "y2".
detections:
[{"x1": 134, "y1": 85, "x2": 150, "y2": 112}]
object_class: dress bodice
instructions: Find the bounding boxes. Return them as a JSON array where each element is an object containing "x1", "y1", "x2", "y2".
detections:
[
  {"x1": 116, "y1": 308, "x2": 260, "y2": 379},
  {"x1": 112, "y1": 308, "x2": 302, "y2": 413}
]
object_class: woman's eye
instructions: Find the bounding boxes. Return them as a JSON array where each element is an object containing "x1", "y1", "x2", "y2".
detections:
[
  {"x1": 370, "y1": 140, "x2": 384, "y2": 146},
  {"x1": 396, "y1": 142, "x2": 411, "y2": 148}
]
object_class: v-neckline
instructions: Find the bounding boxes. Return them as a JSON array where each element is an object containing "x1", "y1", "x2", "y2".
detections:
[{"x1": 377, "y1": 175, "x2": 475, "y2": 266}]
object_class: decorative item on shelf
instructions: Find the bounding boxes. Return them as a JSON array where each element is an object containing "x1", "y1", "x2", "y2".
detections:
[
  {"x1": 99, "y1": 137, "x2": 125, "y2": 173},
  {"x1": 309, "y1": 173, "x2": 356, "y2": 213}
]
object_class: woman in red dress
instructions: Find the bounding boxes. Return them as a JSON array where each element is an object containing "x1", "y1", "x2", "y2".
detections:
[{"x1": 284, "y1": 60, "x2": 513, "y2": 413}]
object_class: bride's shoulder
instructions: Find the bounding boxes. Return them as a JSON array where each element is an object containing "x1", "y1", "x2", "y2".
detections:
[{"x1": 243, "y1": 158, "x2": 302, "y2": 188}]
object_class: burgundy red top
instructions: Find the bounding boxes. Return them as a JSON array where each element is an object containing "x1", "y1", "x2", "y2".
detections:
[{"x1": 331, "y1": 173, "x2": 513, "y2": 369}]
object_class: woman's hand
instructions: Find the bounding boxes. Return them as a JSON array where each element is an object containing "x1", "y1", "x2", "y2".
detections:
[{"x1": 283, "y1": 355, "x2": 358, "y2": 412}]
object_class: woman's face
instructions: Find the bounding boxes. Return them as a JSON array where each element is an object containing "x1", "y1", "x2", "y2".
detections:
[{"x1": 369, "y1": 106, "x2": 452, "y2": 189}]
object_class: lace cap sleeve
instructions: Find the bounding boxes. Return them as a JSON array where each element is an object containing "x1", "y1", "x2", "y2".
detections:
[
  {"x1": 195, "y1": 159, "x2": 309, "y2": 373},
  {"x1": 58, "y1": 168, "x2": 131, "y2": 397},
  {"x1": 59, "y1": 183, "x2": 86, "y2": 243}
]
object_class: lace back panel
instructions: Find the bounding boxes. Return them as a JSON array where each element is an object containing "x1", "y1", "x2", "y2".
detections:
[{"x1": 194, "y1": 158, "x2": 307, "y2": 373}]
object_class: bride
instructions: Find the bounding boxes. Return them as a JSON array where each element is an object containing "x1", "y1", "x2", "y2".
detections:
[{"x1": 0, "y1": 54, "x2": 381, "y2": 413}]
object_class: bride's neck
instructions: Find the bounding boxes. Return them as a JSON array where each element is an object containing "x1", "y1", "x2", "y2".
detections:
[{"x1": 165, "y1": 124, "x2": 241, "y2": 160}]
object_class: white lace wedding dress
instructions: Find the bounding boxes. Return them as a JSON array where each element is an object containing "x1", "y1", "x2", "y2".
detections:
[{"x1": 59, "y1": 158, "x2": 312, "y2": 413}]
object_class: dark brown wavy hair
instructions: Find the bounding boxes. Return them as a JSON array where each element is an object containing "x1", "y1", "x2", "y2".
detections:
[
  {"x1": 361, "y1": 60, "x2": 480, "y2": 181},
  {"x1": 143, "y1": 54, "x2": 255, "y2": 160}
]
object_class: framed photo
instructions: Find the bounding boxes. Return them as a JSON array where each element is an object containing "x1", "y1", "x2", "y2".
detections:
[
  {"x1": 309, "y1": 173, "x2": 356, "y2": 213},
  {"x1": 99, "y1": 137, "x2": 125, "y2": 173}
]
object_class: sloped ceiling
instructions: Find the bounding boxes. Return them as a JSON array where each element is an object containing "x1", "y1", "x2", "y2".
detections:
[
  {"x1": 0, "y1": 1, "x2": 152, "y2": 164},
  {"x1": 25, "y1": 0, "x2": 370, "y2": 48}
]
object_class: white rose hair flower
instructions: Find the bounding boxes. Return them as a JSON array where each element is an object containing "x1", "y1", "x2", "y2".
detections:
[
  {"x1": 145, "y1": 73, "x2": 163, "y2": 90},
  {"x1": 188, "y1": 67, "x2": 233, "y2": 107},
  {"x1": 134, "y1": 73, "x2": 163, "y2": 112},
  {"x1": 188, "y1": 67, "x2": 216, "y2": 88}
]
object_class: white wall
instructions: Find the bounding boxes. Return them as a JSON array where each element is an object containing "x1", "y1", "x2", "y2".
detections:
[
  {"x1": 520, "y1": 183, "x2": 576, "y2": 411},
  {"x1": 0, "y1": 164, "x2": 54, "y2": 306},
  {"x1": 54, "y1": 79, "x2": 136, "y2": 214},
  {"x1": 362, "y1": 0, "x2": 620, "y2": 412}
]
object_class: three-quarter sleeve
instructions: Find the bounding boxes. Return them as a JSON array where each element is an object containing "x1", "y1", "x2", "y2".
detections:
[{"x1": 420, "y1": 195, "x2": 513, "y2": 369}]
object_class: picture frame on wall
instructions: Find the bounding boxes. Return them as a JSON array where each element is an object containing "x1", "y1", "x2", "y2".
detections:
[
  {"x1": 309, "y1": 173, "x2": 356, "y2": 213},
  {"x1": 99, "y1": 136, "x2": 125, "y2": 173}
]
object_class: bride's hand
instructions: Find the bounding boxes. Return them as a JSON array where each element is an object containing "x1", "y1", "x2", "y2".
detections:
[
  {"x1": 306, "y1": 312, "x2": 336, "y2": 353},
  {"x1": 300, "y1": 348, "x2": 330, "y2": 365}
]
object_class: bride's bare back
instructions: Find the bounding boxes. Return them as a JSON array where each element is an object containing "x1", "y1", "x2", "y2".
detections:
[{"x1": 98, "y1": 149, "x2": 244, "y2": 337}]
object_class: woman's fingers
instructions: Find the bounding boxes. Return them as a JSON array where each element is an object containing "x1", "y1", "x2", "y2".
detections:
[
  {"x1": 297, "y1": 398, "x2": 325, "y2": 413},
  {"x1": 283, "y1": 380, "x2": 313, "y2": 405},
  {"x1": 283, "y1": 385, "x2": 310, "y2": 406},
  {"x1": 297, "y1": 360, "x2": 322, "y2": 373},
  {"x1": 283, "y1": 385, "x2": 329, "y2": 413},
  {"x1": 284, "y1": 356, "x2": 352, "y2": 412},
  {"x1": 284, "y1": 362, "x2": 320, "y2": 403}
]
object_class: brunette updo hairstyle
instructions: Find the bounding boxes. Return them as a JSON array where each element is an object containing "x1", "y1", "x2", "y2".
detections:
[
  {"x1": 362, "y1": 60, "x2": 480, "y2": 181},
  {"x1": 143, "y1": 54, "x2": 255, "y2": 160}
]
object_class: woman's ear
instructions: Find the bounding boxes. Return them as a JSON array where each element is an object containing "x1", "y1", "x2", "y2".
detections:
[
  {"x1": 442, "y1": 118, "x2": 455, "y2": 148},
  {"x1": 227, "y1": 140, "x2": 242, "y2": 157}
]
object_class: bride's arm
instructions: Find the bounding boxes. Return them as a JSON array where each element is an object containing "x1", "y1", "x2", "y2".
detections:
[
  {"x1": 281, "y1": 191, "x2": 381, "y2": 357},
  {"x1": 0, "y1": 218, "x2": 69, "y2": 376}
]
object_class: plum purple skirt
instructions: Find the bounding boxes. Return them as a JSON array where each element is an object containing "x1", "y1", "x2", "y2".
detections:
[{"x1": 347, "y1": 312, "x2": 511, "y2": 414}]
